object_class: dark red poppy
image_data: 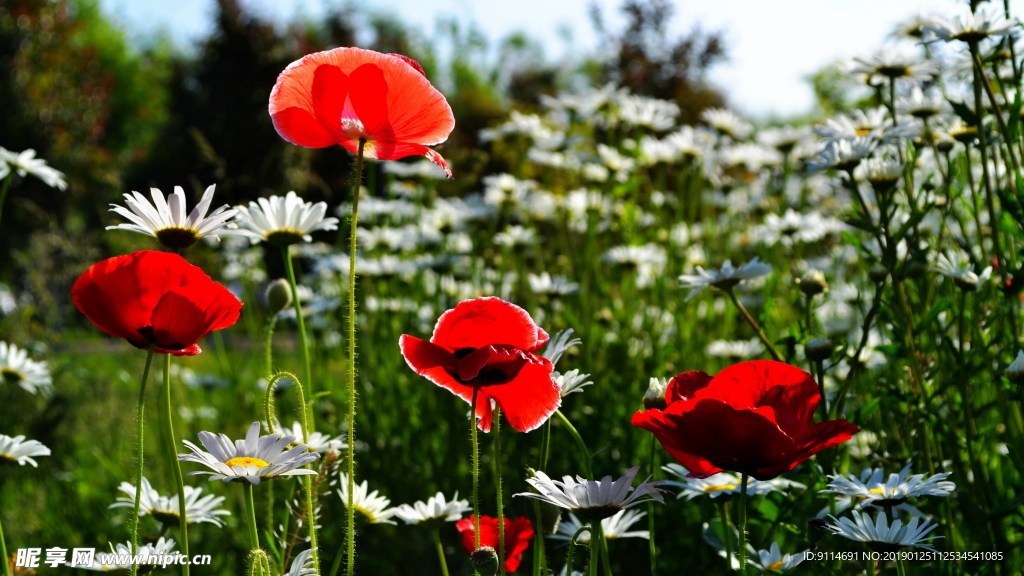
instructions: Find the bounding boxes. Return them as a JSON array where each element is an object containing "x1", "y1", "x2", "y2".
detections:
[
  {"x1": 631, "y1": 360, "x2": 859, "y2": 481},
  {"x1": 269, "y1": 47, "x2": 455, "y2": 177},
  {"x1": 455, "y1": 515, "x2": 534, "y2": 573},
  {"x1": 71, "y1": 250, "x2": 242, "y2": 356},
  {"x1": 399, "y1": 297, "x2": 559, "y2": 433}
]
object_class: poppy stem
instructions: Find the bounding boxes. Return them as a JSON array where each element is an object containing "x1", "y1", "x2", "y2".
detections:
[
  {"x1": 344, "y1": 139, "x2": 366, "y2": 576},
  {"x1": 281, "y1": 245, "x2": 314, "y2": 429},
  {"x1": 162, "y1": 354, "x2": 190, "y2": 576},
  {"x1": 724, "y1": 289, "x2": 783, "y2": 362},
  {"x1": 647, "y1": 435, "x2": 658, "y2": 576},
  {"x1": 129, "y1": 346, "x2": 155, "y2": 576},
  {"x1": 493, "y1": 408, "x2": 506, "y2": 576},
  {"x1": 470, "y1": 386, "x2": 482, "y2": 554},
  {"x1": 265, "y1": 371, "x2": 319, "y2": 570},
  {"x1": 718, "y1": 500, "x2": 735, "y2": 573},
  {"x1": 0, "y1": 494, "x2": 9, "y2": 576},
  {"x1": 738, "y1": 474, "x2": 750, "y2": 576}
]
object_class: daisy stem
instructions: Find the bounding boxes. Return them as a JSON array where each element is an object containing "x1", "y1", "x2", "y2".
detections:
[
  {"x1": 493, "y1": 408, "x2": 506, "y2": 576},
  {"x1": 130, "y1": 346, "x2": 155, "y2": 576},
  {"x1": 281, "y1": 245, "x2": 314, "y2": 430},
  {"x1": 344, "y1": 139, "x2": 366, "y2": 576},
  {"x1": 0, "y1": 506, "x2": 9, "y2": 576},
  {"x1": 432, "y1": 528, "x2": 451, "y2": 576},
  {"x1": 896, "y1": 557, "x2": 908, "y2": 576},
  {"x1": 738, "y1": 474, "x2": 749, "y2": 576},
  {"x1": 532, "y1": 421, "x2": 553, "y2": 576},
  {"x1": 244, "y1": 482, "x2": 261, "y2": 551},
  {"x1": 589, "y1": 522, "x2": 600, "y2": 576},
  {"x1": 724, "y1": 289, "x2": 782, "y2": 362},
  {"x1": 163, "y1": 354, "x2": 190, "y2": 576},
  {"x1": 0, "y1": 175, "x2": 10, "y2": 229},
  {"x1": 566, "y1": 525, "x2": 591, "y2": 576},
  {"x1": 647, "y1": 436, "x2": 658, "y2": 576},
  {"x1": 554, "y1": 410, "x2": 593, "y2": 479},
  {"x1": 718, "y1": 500, "x2": 734, "y2": 574}
]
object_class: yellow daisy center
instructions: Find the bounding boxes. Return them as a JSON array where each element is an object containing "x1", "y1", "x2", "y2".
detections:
[
  {"x1": 868, "y1": 487, "x2": 888, "y2": 495},
  {"x1": 1, "y1": 368, "x2": 24, "y2": 385},
  {"x1": 855, "y1": 127, "x2": 872, "y2": 136},
  {"x1": 225, "y1": 456, "x2": 270, "y2": 468},
  {"x1": 155, "y1": 226, "x2": 201, "y2": 250},
  {"x1": 703, "y1": 484, "x2": 737, "y2": 493},
  {"x1": 767, "y1": 560, "x2": 783, "y2": 570},
  {"x1": 265, "y1": 229, "x2": 307, "y2": 247}
]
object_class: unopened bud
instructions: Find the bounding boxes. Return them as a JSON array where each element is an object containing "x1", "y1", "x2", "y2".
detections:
[
  {"x1": 868, "y1": 265, "x2": 888, "y2": 284},
  {"x1": 642, "y1": 377, "x2": 668, "y2": 410},
  {"x1": 796, "y1": 269, "x2": 828, "y2": 297},
  {"x1": 805, "y1": 337, "x2": 834, "y2": 362},
  {"x1": 265, "y1": 279, "x2": 292, "y2": 314},
  {"x1": 470, "y1": 547, "x2": 499, "y2": 576}
]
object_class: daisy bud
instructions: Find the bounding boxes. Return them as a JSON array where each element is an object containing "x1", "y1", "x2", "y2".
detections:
[
  {"x1": 796, "y1": 270, "x2": 828, "y2": 297},
  {"x1": 470, "y1": 546, "x2": 499, "y2": 576},
  {"x1": 265, "y1": 278, "x2": 292, "y2": 314},
  {"x1": 642, "y1": 377, "x2": 668, "y2": 410},
  {"x1": 1006, "y1": 351, "x2": 1024, "y2": 384},
  {"x1": 805, "y1": 337, "x2": 834, "y2": 362}
]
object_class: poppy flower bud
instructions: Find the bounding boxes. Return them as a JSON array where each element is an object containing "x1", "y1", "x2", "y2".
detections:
[
  {"x1": 470, "y1": 547, "x2": 499, "y2": 576},
  {"x1": 265, "y1": 279, "x2": 292, "y2": 314},
  {"x1": 805, "y1": 337, "x2": 834, "y2": 362},
  {"x1": 642, "y1": 377, "x2": 668, "y2": 410},
  {"x1": 796, "y1": 269, "x2": 828, "y2": 297}
]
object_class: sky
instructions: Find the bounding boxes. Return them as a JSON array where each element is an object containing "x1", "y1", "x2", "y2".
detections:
[{"x1": 98, "y1": 0, "x2": 982, "y2": 119}]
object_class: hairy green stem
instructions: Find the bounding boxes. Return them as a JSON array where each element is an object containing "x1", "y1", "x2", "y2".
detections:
[
  {"x1": 471, "y1": 386, "x2": 482, "y2": 552},
  {"x1": 130, "y1": 347, "x2": 155, "y2": 576},
  {"x1": 344, "y1": 139, "x2": 366, "y2": 576},
  {"x1": 718, "y1": 500, "x2": 734, "y2": 574},
  {"x1": 163, "y1": 354, "x2": 190, "y2": 576},
  {"x1": 493, "y1": 409, "x2": 506, "y2": 576},
  {"x1": 738, "y1": 474, "x2": 749, "y2": 576},
  {"x1": 554, "y1": 410, "x2": 593, "y2": 479}
]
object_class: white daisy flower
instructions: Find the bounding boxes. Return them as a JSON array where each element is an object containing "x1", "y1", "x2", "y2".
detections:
[
  {"x1": 280, "y1": 421, "x2": 347, "y2": 455},
  {"x1": 110, "y1": 476, "x2": 230, "y2": 527},
  {"x1": 283, "y1": 549, "x2": 318, "y2": 576},
  {"x1": 337, "y1": 472, "x2": 398, "y2": 525},
  {"x1": 805, "y1": 137, "x2": 878, "y2": 173},
  {"x1": 0, "y1": 147, "x2": 67, "y2": 190},
  {"x1": 234, "y1": 191, "x2": 339, "y2": 246},
  {"x1": 554, "y1": 369, "x2": 594, "y2": 398},
  {"x1": 392, "y1": 491, "x2": 470, "y2": 526},
  {"x1": 932, "y1": 254, "x2": 992, "y2": 291},
  {"x1": 106, "y1": 184, "x2": 242, "y2": 249},
  {"x1": 678, "y1": 256, "x2": 772, "y2": 300},
  {"x1": 849, "y1": 48, "x2": 938, "y2": 83},
  {"x1": 662, "y1": 464, "x2": 804, "y2": 500},
  {"x1": 828, "y1": 510, "x2": 942, "y2": 551},
  {"x1": 0, "y1": 434, "x2": 50, "y2": 467},
  {"x1": 0, "y1": 341, "x2": 52, "y2": 395},
  {"x1": 924, "y1": 5, "x2": 1018, "y2": 43},
  {"x1": 822, "y1": 463, "x2": 955, "y2": 515},
  {"x1": 706, "y1": 339, "x2": 763, "y2": 359},
  {"x1": 539, "y1": 329, "x2": 581, "y2": 368},
  {"x1": 515, "y1": 466, "x2": 665, "y2": 521},
  {"x1": 178, "y1": 422, "x2": 319, "y2": 485},
  {"x1": 750, "y1": 542, "x2": 807, "y2": 572},
  {"x1": 548, "y1": 509, "x2": 650, "y2": 543},
  {"x1": 82, "y1": 537, "x2": 176, "y2": 572},
  {"x1": 528, "y1": 272, "x2": 580, "y2": 296},
  {"x1": 701, "y1": 108, "x2": 753, "y2": 141}
]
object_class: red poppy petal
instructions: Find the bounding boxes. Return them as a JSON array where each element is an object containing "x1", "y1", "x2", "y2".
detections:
[
  {"x1": 375, "y1": 54, "x2": 455, "y2": 146},
  {"x1": 631, "y1": 408, "x2": 723, "y2": 478},
  {"x1": 485, "y1": 361, "x2": 560, "y2": 433},
  {"x1": 665, "y1": 371, "x2": 713, "y2": 404},
  {"x1": 149, "y1": 292, "x2": 213, "y2": 351},
  {"x1": 399, "y1": 334, "x2": 454, "y2": 371},
  {"x1": 311, "y1": 63, "x2": 349, "y2": 136},
  {"x1": 796, "y1": 419, "x2": 860, "y2": 461},
  {"x1": 357, "y1": 141, "x2": 452, "y2": 178},
  {"x1": 271, "y1": 107, "x2": 341, "y2": 148},
  {"x1": 390, "y1": 53, "x2": 426, "y2": 76},
  {"x1": 503, "y1": 516, "x2": 534, "y2": 572},
  {"x1": 431, "y1": 297, "x2": 546, "y2": 351},
  {"x1": 406, "y1": 365, "x2": 495, "y2": 432},
  {"x1": 348, "y1": 63, "x2": 393, "y2": 139}
]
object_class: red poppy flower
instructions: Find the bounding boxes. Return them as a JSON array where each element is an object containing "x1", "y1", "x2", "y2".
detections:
[
  {"x1": 455, "y1": 515, "x2": 534, "y2": 573},
  {"x1": 269, "y1": 47, "x2": 455, "y2": 177},
  {"x1": 71, "y1": 250, "x2": 242, "y2": 356},
  {"x1": 631, "y1": 360, "x2": 859, "y2": 481},
  {"x1": 399, "y1": 297, "x2": 559, "y2": 433}
]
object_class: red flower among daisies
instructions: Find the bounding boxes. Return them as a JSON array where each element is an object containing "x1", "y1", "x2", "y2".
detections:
[
  {"x1": 269, "y1": 47, "x2": 455, "y2": 177},
  {"x1": 72, "y1": 251, "x2": 242, "y2": 356},
  {"x1": 631, "y1": 360, "x2": 859, "y2": 481},
  {"x1": 399, "y1": 297, "x2": 559, "y2": 433},
  {"x1": 455, "y1": 515, "x2": 534, "y2": 573}
]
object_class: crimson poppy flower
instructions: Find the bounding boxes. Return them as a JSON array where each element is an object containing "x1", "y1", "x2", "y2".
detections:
[
  {"x1": 399, "y1": 297, "x2": 559, "y2": 433},
  {"x1": 455, "y1": 515, "x2": 534, "y2": 573},
  {"x1": 269, "y1": 47, "x2": 455, "y2": 177},
  {"x1": 71, "y1": 250, "x2": 242, "y2": 356},
  {"x1": 631, "y1": 360, "x2": 859, "y2": 481}
]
